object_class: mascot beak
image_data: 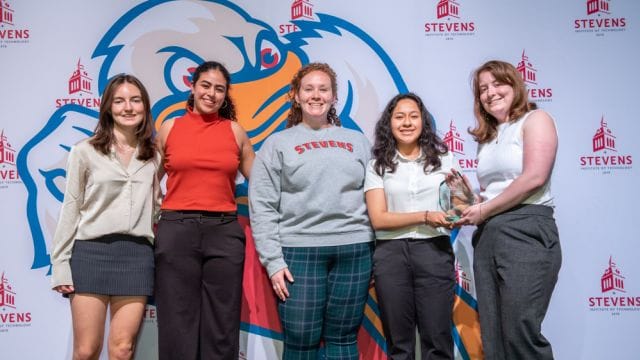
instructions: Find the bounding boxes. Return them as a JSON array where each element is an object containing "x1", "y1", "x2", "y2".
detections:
[{"x1": 231, "y1": 51, "x2": 302, "y2": 145}]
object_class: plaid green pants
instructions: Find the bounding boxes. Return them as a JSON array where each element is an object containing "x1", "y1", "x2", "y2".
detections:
[{"x1": 279, "y1": 242, "x2": 373, "y2": 360}]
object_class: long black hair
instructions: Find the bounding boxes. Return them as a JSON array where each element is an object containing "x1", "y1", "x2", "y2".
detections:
[
  {"x1": 372, "y1": 92, "x2": 448, "y2": 176},
  {"x1": 187, "y1": 61, "x2": 238, "y2": 121}
]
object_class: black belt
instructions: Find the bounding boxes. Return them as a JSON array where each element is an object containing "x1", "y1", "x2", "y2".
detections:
[{"x1": 162, "y1": 210, "x2": 237, "y2": 218}]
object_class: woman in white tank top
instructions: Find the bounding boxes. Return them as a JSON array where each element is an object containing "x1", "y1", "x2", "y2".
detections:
[{"x1": 455, "y1": 60, "x2": 562, "y2": 360}]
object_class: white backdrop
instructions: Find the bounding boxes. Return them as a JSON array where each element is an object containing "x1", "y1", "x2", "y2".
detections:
[{"x1": 1, "y1": 1, "x2": 638, "y2": 359}]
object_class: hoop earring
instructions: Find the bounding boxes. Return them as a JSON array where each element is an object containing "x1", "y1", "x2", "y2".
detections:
[{"x1": 221, "y1": 100, "x2": 228, "y2": 109}]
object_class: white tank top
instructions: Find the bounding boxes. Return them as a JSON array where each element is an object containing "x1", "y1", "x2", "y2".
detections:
[{"x1": 476, "y1": 110, "x2": 554, "y2": 206}]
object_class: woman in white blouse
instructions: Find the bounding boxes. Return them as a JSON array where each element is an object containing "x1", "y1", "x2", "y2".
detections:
[
  {"x1": 364, "y1": 92, "x2": 457, "y2": 359},
  {"x1": 50, "y1": 74, "x2": 160, "y2": 360}
]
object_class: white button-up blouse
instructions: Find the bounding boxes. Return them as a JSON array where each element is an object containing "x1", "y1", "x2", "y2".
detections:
[{"x1": 364, "y1": 151, "x2": 460, "y2": 240}]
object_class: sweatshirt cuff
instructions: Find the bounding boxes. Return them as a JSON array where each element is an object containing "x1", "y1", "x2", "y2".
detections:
[
  {"x1": 51, "y1": 261, "x2": 73, "y2": 289},
  {"x1": 266, "y1": 258, "x2": 288, "y2": 278}
]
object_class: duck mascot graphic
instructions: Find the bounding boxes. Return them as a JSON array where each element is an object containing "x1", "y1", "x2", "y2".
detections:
[{"x1": 17, "y1": 1, "x2": 481, "y2": 358}]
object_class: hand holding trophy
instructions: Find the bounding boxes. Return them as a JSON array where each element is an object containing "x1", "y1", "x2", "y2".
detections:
[{"x1": 439, "y1": 169, "x2": 476, "y2": 222}]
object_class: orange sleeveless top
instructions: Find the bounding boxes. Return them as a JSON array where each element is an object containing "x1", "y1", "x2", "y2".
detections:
[{"x1": 161, "y1": 109, "x2": 239, "y2": 211}]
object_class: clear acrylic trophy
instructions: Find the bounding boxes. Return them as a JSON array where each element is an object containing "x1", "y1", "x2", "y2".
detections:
[{"x1": 439, "y1": 170, "x2": 475, "y2": 222}]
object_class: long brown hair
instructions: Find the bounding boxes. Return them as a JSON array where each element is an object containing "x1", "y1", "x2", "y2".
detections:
[
  {"x1": 90, "y1": 74, "x2": 155, "y2": 161},
  {"x1": 286, "y1": 62, "x2": 341, "y2": 128},
  {"x1": 469, "y1": 60, "x2": 536, "y2": 144}
]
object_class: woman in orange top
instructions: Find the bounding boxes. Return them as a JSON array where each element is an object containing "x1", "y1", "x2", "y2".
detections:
[{"x1": 155, "y1": 61, "x2": 254, "y2": 360}]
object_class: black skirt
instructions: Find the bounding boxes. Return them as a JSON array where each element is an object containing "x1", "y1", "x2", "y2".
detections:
[{"x1": 70, "y1": 234, "x2": 154, "y2": 296}]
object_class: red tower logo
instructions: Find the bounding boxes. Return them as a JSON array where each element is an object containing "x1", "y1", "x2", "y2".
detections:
[
  {"x1": 516, "y1": 50, "x2": 537, "y2": 85},
  {"x1": 55, "y1": 59, "x2": 100, "y2": 108},
  {"x1": 0, "y1": 272, "x2": 16, "y2": 309},
  {"x1": 0, "y1": 0, "x2": 29, "y2": 44},
  {"x1": 574, "y1": 0, "x2": 625, "y2": 34},
  {"x1": 455, "y1": 261, "x2": 471, "y2": 292},
  {"x1": 579, "y1": 116, "x2": 631, "y2": 171},
  {"x1": 587, "y1": 0, "x2": 610, "y2": 15},
  {"x1": 291, "y1": 0, "x2": 313, "y2": 20},
  {"x1": 437, "y1": 0, "x2": 460, "y2": 19},
  {"x1": 588, "y1": 256, "x2": 639, "y2": 311},
  {"x1": 0, "y1": 0, "x2": 14, "y2": 26},
  {"x1": 514, "y1": 50, "x2": 553, "y2": 101},
  {"x1": 0, "y1": 129, "x2": 16, "y2": 166},
  {"x1": 425, "y1": 0, "x2": 475, "y2": 38},
  {"x1": 442, "y1": 120, "x2": 465, "y2": 155},
  {"x1": 601, "y1": 256, "x2": 625, "y2": 293},
  {"x1": 68, "y1": 58, "x2": 93, "y2": 95},
  {"x1": 592, "y1": 116, "x2": 616, "y2": 152}
]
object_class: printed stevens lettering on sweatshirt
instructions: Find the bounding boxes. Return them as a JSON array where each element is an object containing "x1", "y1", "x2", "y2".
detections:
[{"x1": 294, "y1": 140, "x2": 354, "y2": 154}]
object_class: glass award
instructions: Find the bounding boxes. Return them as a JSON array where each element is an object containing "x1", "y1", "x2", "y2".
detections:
[{"x1": 438, "y1": 171, "x2": 476, "y2": 222}]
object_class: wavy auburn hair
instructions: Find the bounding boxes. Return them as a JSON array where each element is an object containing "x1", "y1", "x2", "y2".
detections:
[
  {"x1": 372, "y1": 92, "x2": 448, "y2": 176},
  {"x1": 286, "y1": 62, "x2": 341, "y2": 128},
  {"x1": 89, "y1": 74, "x2": 155, "y2": 161},
  {"x1": 469, "y1": 60, "x2": 537, "y2": 144}
]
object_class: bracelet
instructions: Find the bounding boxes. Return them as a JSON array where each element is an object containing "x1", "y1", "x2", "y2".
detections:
[
  {"x1": 479, "y1": 203, "x2": 484, "y2": 221},
  {"x1": 424, "y1": 210, "x2": 429, "y2": 225}
]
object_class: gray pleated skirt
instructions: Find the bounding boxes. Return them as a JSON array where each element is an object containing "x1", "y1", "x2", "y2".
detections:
[{"x1": 70, "y1": 234, "x2": 154, "y2": 296}]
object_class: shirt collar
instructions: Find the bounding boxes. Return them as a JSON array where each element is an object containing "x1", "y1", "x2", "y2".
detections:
[{"x1": 394, "y1": 149, "x2": 424, "y2": 163}]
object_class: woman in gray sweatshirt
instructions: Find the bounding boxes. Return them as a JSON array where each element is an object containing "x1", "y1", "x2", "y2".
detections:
[{"x1": 249, "y1": 62, "x2": 374, "y2": 360}]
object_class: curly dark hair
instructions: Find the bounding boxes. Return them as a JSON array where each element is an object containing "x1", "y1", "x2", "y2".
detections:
[
  {"x1": 186, "y1": 60, "x2": 238, "y2": 121},
  {"x1": 90, "y1": 73, "x2": 156, "y2": 161},
  {"x1": 372, "y1": 92, "x2": 448, "y2": 176},
  {"x1": 286, "y1": 62, "x2": 341, "y2": 128}
]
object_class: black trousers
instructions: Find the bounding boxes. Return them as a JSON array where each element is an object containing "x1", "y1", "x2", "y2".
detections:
[
  {"x1": 154, "y1": 210, "x2": 245, "y2": 360},
  {"x1": 373, "y1": 236, "x2": 455, "y2": 360},
  {"x1": 473, "y1": 204, "x2": 561, "y2": 360}
]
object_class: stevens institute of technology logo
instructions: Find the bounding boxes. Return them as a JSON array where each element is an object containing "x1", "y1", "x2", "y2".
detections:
[
  {"x1": 278, "y1": 0, "x2": 315, "y2": 35},
  {"x1": 515, "y1": 50, "x2": 553, "y2": 103},
  {"x1": 0, "y1": 272, "x2": 32, "y2": 333},
  {"x1": 424, "y1": 0, "x2": 476, "y2": 40},
  {"x1": 54, "y1": 59, "x2": 101, "y2": 109},
  {"x1": 588, "y1": 257, "x2": 640, "y2": 316},
  {"x1": 574, "y1": 0, "x2": 627, "y2": 36},
  {"x1": 0, "y1": 0, "x2": 30, "y2": 48},
  {"x1": 442, "y1": 119, "x2": 477, "y2": 172},
  {"x1": 143, "y1": 305, "x2": 157, "y2": 324},
  {"x1": 0, "y1": 129, "x2": 21, "y2": 188},
  {"x1": 578, "y1": 116, "x2": 633, "y2": 173},
  {"x1": 455, "y1": 260, "x2": 472, "y2": 293}
]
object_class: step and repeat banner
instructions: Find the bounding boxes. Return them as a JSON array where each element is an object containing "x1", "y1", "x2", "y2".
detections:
[{"x1": 0, "y1": 1, "x2": 638, "y2": 359}]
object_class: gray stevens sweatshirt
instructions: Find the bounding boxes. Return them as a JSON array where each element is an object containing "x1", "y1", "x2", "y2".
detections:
[{"x1": 249, "y1": 124, "x2": 375, "y2": 277}]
